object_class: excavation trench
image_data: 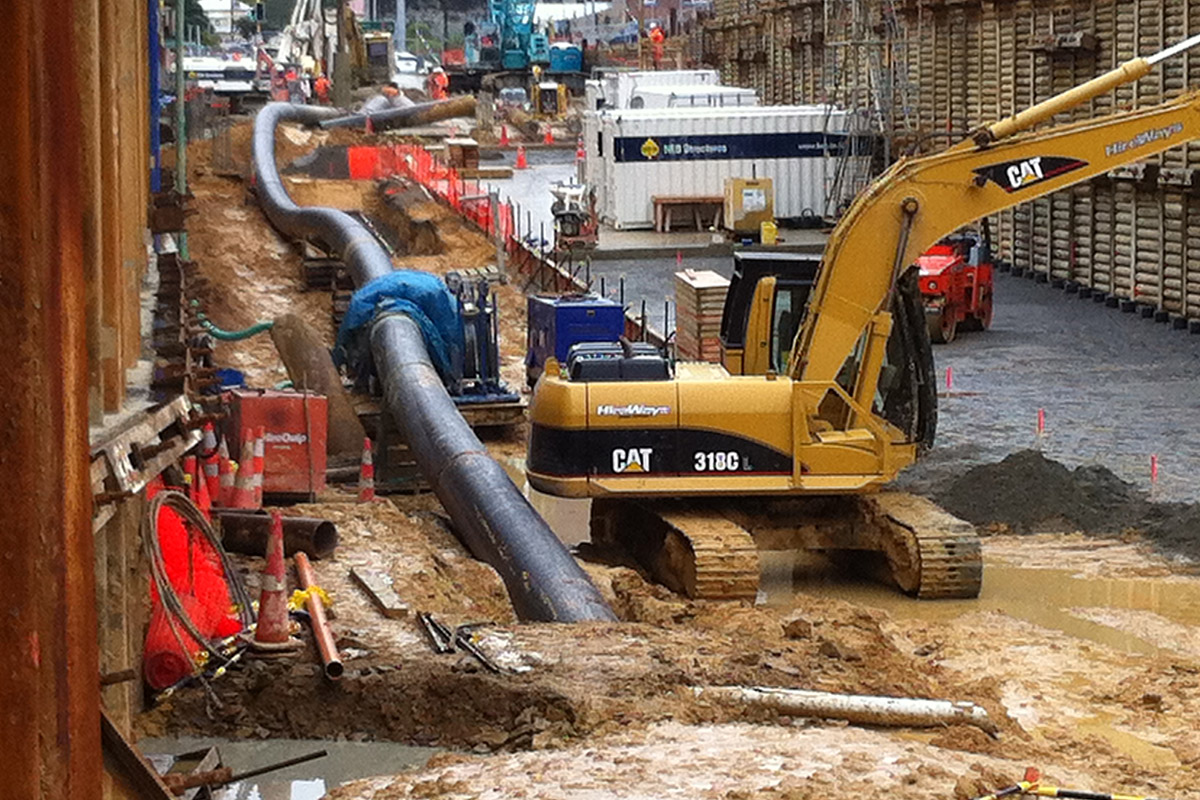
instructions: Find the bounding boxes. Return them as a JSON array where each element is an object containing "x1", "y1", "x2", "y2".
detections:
[{"x1": 251, "y1": 102, "x2": 614, "y2": 623}]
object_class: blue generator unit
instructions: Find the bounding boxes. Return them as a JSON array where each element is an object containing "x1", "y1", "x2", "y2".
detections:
[
  {"x1": 526, "y1": 294, "x2": 625, "y2": 386},
  {"x1": 548, "y1": 42, "x2": 583, "y2": 73}
]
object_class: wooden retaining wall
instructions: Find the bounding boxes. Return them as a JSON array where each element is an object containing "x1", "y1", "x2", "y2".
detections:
[{"x1": 700, "y1": 0, "x2": 1200, "y2": 318}]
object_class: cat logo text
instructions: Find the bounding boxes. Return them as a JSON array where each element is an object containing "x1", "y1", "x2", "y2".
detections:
[{"x1": 973, "y1": 156, "x2": 1087, "y2": 193}]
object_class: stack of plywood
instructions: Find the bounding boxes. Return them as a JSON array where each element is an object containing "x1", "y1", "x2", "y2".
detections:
[{"x1": 674, "y1": 269, "x2": 729, "y2": 362}]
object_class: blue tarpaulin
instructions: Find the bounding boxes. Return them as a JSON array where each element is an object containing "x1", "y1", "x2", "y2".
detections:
[{"x1": 334, "y1": 271, "x2": 464, "y2": 386}]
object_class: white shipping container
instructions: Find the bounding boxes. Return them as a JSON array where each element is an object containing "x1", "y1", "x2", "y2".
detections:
[
  {"x1": 629, "y1": 85, "x2": 759, "y2": 109},
  {"x1": 585, "y1": 79, "x2": 605, "y2": 111},
  {"x1": 582, "y1": 110, "x2": 607, "y2": 214},
  {"x1": 598, "y1": 106, "x2": 866, "y2": 230},
  {"x1": 594, "y1": 69, "x2": 721, "y2": 109}
]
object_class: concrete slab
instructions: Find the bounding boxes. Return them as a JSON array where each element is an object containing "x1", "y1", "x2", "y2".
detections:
[{"x1": 477, "y1": 149, "x2": 578, "y2": 251}]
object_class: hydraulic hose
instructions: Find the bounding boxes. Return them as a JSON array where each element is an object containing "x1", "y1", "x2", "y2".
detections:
[
  {"x1": 252, "y1": 103, "x2": 615, "y2": 623},
  {"x1": 190, "y1": 302, "x2": 275, "y2": 341},
  {"x1": 198, "y1": 316, "x2": 275, "y2": 341}
]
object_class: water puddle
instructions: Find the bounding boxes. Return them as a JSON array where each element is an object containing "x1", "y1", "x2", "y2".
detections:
[
  {"x1": 1073, "y1": 713, "x2": 1181, "y2": 769},
  {"x1": 139, "y1": 737, "x2": 438, "y2": 800},
  {"x1": 496, "y1": 459, "x2": 1200, "y2": 658},
  {"x1": 760, "y1": 551, "x2": 1200, "y2": 656}
]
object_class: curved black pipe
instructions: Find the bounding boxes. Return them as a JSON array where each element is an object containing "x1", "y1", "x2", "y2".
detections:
[
  {"x1": 252, "y1": 103, "x2": 615, "y2": 622},
  {"x1": 318, "y1": 96, "x2": 476, "y2": 130}
]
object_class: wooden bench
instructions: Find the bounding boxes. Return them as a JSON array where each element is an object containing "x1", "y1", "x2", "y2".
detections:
[{"x1": 652, "y1": 195, "x2": 724, "y2": 232}]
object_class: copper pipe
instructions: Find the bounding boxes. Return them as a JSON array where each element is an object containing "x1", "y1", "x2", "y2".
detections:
[{"x1": 293, "y1": 553, "x2": 343, "y2": 680}]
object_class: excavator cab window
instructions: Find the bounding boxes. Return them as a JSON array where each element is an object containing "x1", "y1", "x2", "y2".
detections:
[
  {"x1": 770, "y1": 283, "x2": 808, "y2": 372},
  {"x1": 719, "y1": 252, "x2": 821, "y2": 355}
]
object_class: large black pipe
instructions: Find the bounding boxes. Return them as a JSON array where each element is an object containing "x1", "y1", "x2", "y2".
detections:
[
  {"x1": 318, "y1": 96, "x2": 477, "y2": 131},
  {"x1": 252, "y1": 103, "x2": 615, "y2": 623}
]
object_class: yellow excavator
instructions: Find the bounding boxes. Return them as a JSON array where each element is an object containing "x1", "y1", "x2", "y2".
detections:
[{"x1": 527, "y1": 35, "x2": 1200, "y2": 601}]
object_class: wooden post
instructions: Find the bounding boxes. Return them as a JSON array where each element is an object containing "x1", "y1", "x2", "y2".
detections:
[
  {"x1": 1, "y1": 1, "x2": 102, "y2": 797},
  {"x1": 119, "y1": 0, "x2": 145, "y2": 367},
  {"x1": 76, "y1": 0, "x2": 106, "y2": 422}
]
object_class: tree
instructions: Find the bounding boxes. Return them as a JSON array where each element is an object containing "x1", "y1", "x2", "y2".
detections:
[
  {"x1": 234, "y1": 15, "x2": 258, "y2": 39},
  {"x1": 185, "y1": 0, "x2": 212, "y2": 32},
  {"x1": 262, "y1": 0, "x2": 338, "y2": 30}
]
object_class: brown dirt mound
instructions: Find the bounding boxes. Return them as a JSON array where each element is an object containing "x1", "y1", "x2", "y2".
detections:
[
  {"x1": 938, "y1": 450, "x2": 1141, "y2": 535},
  {"x1": 937, "y1": 450, "x2": 1200, "y2": 562}
]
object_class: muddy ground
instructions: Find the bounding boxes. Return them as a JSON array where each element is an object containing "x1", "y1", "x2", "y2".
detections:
[{"x1": 142, "y1": 121, "x2": 1200, "y2": 800}]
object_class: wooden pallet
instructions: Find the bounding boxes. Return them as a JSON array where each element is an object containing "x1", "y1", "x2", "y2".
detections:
[{"x1": 90, "y1": 396, "x2": 201, "y2": 533}]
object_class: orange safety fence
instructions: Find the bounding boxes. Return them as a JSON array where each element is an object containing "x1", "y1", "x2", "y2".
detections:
[{"x1": 342, "y1": 143, "x2": 523, "y2": 245}]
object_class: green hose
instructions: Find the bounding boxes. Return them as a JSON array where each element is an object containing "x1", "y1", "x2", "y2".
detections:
[{"x1": 190, "y1": 300, "x2": 274, "y2": 341}]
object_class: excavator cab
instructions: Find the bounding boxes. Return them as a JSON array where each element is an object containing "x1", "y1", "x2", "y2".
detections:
[
  {"x1": 719, "y1": 251, "x2": 821, "y2": 376},
  {"x1": 717, "y1": 250, "x2": 934, "y2": 448}
]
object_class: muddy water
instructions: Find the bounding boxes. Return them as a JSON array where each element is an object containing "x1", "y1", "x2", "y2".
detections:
[
  {"x1": 138, "y1": 737, "x2": 437, "y2": 799},
  {"x1": 760, "y1": 551, "x2": 1200, "y2": 656},
  {"x1": 500, "y1": 455, "x2": 1200, "y2": 658}
]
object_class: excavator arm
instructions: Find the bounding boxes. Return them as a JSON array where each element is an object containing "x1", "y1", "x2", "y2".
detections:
[{"x1": 791, "y1": 36, "x2": 1200, "y2": 416}]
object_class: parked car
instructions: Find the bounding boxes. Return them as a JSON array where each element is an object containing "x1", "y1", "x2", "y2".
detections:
[{"x1": 393, "y1": 50, "x2": 432, "y2": 92}]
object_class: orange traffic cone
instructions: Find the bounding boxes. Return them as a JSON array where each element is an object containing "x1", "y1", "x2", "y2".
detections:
[
  {"x1": 575, "y1": 137, "x2": 585, "y2": 162},
  {"x1": 499, "y1": 124, "x2": 509, "y2": 147},
  {"x1": 251, "y1": 510, "x2": 300, "y2": 653},
  {"x1": 515, "y1": 145, "x2": 528, "y2": 170},
  {"x1": 193, "y1": 457, "x2": 212, "y2": 519},
  {"x1": 253, "y1": 426, "x2": 266, "y2": 507},
  {"x1": 358, "y1": 437, "x2": 376, "y2": 503},
  {"x1": 216, "y1": 436, "x2": 235, "y2": 507},
  {"x1": 543, "y1": 126, "x2": 554, "y2": 145},
  {"x1": 230, "y1": 429, "x2": 256, "y2": 509},
  {"x1": 201, "y1": 423, "x2": 220, "y2": 502}
]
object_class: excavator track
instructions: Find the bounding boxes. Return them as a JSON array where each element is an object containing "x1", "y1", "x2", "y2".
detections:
[
  {"x1": 729, "y1": 493, "x2": 982, "y2": 599},
  {"x1": 590, "y1": 500, "x2": 760, "y2": 602},
  {"x1": 654, "y1": 508, "x2": 760, "y2": 601},
  {"x1": 593, "y1": 493, "x2": 981, "y2": 603},
  {"x1": 857, "y1": 493, "x2": 983, "y2": 599}
]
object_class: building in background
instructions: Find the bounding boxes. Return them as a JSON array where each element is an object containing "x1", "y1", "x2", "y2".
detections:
[{"x1": 200, "y1": 0, "x2": 254, "y2": 35}]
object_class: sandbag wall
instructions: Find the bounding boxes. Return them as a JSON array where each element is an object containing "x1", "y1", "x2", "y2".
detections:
[{"x1": 700, "y1": 0, "x2": 1200, "y2": 319}]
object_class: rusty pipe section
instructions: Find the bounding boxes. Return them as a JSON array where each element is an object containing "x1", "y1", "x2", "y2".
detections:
[
  {"x1": 252, "y1": 103, "x2": 615, "y2": 622},
  {"x1": 318, "y1": 95, "x2": 476, "y2": 130},
  {"x1": 216, "y1": 511, "x2": 339, "y2": 559}
]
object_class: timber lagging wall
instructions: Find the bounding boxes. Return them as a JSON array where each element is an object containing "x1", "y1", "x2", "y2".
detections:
[{"x1": 700, "y1": 0, "x2": 1200, "y2": 318}]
